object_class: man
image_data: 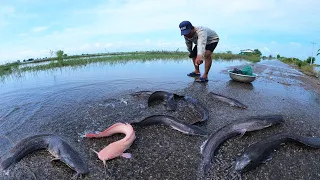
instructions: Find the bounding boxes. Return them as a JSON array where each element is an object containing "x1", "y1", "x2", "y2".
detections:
[{"x1": 179, "y1": 20, "x2": 219, "y2": 82}]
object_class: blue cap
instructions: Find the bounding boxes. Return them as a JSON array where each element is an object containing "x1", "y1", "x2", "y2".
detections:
[{"x1": 179, "y1": 21, "x2": 192, "y2": 36}]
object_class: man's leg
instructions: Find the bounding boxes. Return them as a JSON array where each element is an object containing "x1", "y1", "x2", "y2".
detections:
[
  {"x1": 202, "y1": 50, "x2": 212, "y2": 79},
  {"x1": 188, "y1": 45, "x2": 200, "y2": 76},
  {"x1": 198, "y1": 42, "x2": 218, "y2": 80},
  {"x1": 192, "y1": 56, "x2": 200, "y2": 74}
]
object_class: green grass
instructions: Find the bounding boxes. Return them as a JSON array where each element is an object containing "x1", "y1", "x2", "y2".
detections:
[
  {"x1": 1, "y1": 51, "x2": 261, "y2": 77},
  {"x1": 280, "y1": 57, "x2": 316, "y2": 76},
  {"x1": 213, "y1": 53, "x2": 261, "y2": 62},
  {"x1": 0, "y1": 62, "x2": 19, "y2": 76}
]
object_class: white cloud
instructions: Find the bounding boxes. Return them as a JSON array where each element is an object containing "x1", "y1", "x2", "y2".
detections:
[
  {"x1": 94, "y1": 43, "x2": 101, "y2": 48},
  {"x1": 145, "y1": 39, "x2": 151, "y2": 44},
  {"x1": 263, "y1": 47, "x2": 271, "y2": 53},
  {"x1": 104, "y1": 43, "x2": 113, "y2": 48},
  {"x1": 290, "y1": 42, "x2": 301, "y2": 46},
  {"x1": 18, "y1": 33, "x2": 28, "y2": 36},
  {"x1": 80, "y1": 44, "x2": 90, "y2": 50},
  {"x1": 32, "y1": 26, "x2": 48, "y2": 32}
]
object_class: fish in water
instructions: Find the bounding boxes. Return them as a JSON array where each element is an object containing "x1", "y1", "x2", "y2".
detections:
[
  {"x1": 0, "y1": 134, "x2": 89, "y2": 179},
  {"x1": 132, "y1": 114, "x2": 208, "y2": 136},
  {"x1": 208, "y1": 92, "x2": 248, "y2": 109},
  {"x1": 129, "y1": 90, "x2": 153, "y2": 99},
  {"x1": 147, "y1": 91, "x2": 184, "y2": 111},
  {"x1": 183, "y1": 96, "x2": 209, "y2": 124},
  {"x1": 234, "y1": 132, "x2": 320, "y2": 174},
  {"x1": 199, "y1": 115, "x2": 284, "y2": 175},
  {"x1": 85, "y1": 123, "x2": 136, "y2": 168}
]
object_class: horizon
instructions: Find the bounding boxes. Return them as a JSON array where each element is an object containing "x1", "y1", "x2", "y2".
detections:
[{"x1": 1, "y1": 0, "x2": 320, "y2": 65}]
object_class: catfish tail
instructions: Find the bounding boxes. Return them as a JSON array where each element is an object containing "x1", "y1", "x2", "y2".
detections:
[
  {"x1": 287, "y1": 134, "x2": 320, "y2": 148},
  {"x1": 0, "y1": 134, "x2": 53, "y2": 170}
]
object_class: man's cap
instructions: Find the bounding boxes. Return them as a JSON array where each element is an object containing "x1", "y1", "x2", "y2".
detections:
[{"x1": 179, "y1": 21, "x2": 192, "y2": 36}]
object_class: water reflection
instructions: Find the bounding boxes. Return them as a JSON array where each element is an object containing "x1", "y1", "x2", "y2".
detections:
[{"x1": 225, "y1": 80, "x2": 254, "y2": 90}]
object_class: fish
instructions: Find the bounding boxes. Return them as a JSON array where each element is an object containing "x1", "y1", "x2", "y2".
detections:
[
  {"x1": 183, "y1": 96, "x2": 209, "y2": 124},
  {"x1": 208, "y1": 92, "x2": 248, "y2": 109},
  {"x1": 234, "y1": 132, "x2": 320, "y2": 174},
  {"x1": 85, "y1": 123, "x2": 136, "y2": 168},
  {"x1": 132, "y1": 114, "x2": 208, "y2": 136},
  {"x1": 147, "y1": 91, "x2": 184, "y2": 111},
  {"x1": 199, "y1": 115, "x2": 284, "y2": 175},
  {"x1": 0, "y1": 134, "x2": 89, "y2": 179},
  {"x1": 130, "y1": 90, "x2": 153, "y2": 97}
]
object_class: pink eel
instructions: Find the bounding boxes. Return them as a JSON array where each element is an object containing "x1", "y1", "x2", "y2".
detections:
[{"x1": 85, "y1": 122, "x2": 136, "y2": 167}]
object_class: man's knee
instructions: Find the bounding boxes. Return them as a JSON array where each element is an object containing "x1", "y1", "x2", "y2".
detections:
[{"x1": 205, "y1": 51, "x2": 212, "y2": 60}]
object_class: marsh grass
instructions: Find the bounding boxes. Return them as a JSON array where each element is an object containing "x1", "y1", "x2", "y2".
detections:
[
  {"x1": 1, "y1": 51, "x2": 261, "y2": 77},
  {"x1": 280, "y1": 57, "x2": 316, "y2": 76},
  {"x1": 213, "y1": 53, "x2": 260, "y2": 62},
  {"x1": 0, "y1": 62, "x2": 19, "y2": 76}
]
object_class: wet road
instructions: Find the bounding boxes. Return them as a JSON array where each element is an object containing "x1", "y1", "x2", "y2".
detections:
[{"x1": 0, "y1": 59, "x2": 320, "y2": 180}]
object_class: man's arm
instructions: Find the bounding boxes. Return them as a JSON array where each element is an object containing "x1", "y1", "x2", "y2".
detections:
[
  {"x1": 196, "y1": 27, "x2": 208, "y2": 56},
  {"x1": 185, "y1": 38, "x2": 193, "y2": 53}
]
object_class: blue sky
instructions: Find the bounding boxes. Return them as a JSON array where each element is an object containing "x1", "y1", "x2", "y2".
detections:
[{"x1": 1, "y1": 0, "x2": 320, "y2": 65}]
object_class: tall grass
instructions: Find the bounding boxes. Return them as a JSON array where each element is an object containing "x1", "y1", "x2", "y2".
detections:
[
  {"x1": 280, "y1": 57, "x2": 316, "y2": 76},
  {"x1": 0, "y1": 62, "x2": 19, "y2": 76},
  {"x1": 213, "y1": 53, "x2": 261, "y2": 62}
]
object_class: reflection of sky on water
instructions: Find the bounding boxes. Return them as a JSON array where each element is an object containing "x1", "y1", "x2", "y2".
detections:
[{"x1": 0, "y1": 59, "x2": 249, "y2": 96}]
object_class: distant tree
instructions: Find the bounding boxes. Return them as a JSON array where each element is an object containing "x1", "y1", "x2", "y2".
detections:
[
  {"x1": 56, "y1": 50, "x2": 64, "y2": 64},
  {"x1": 306, "y1": 57, "x2": 315, "y2": 64},
  {"x1": 268, "y1": 55, "x2": 273, "y2": 59},
  {"x1": 253, "y1": 49, "x2": 262, "y2": 56},
  {"x1": 277, "y1": 54, "x2": 281, "y2": 59},
  {"x1": 226, "y1": 51, "x2": 232, "y2": 54}
]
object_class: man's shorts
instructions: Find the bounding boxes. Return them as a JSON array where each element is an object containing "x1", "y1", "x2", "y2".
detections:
[{"x1": 189, "y1": 41, "x2": 219, "y2": 58}]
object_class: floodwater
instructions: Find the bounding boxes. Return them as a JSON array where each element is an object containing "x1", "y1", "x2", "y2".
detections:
[
  {"x1": 0, "y1": 59, "x2": 249, "y2": 136},
  {"x1": 0, "y1": 58, "x2": 320, "y2": 180}
]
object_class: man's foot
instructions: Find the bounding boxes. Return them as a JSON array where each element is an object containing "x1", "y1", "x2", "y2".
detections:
[
  {"x1": 187, "y1": 72, "x2": 201, "y2": 77},
  {"x1": 195, "y1": 77, "x2": 208, "y2": 82}
]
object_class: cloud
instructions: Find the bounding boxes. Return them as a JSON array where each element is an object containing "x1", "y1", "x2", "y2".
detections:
[
  {"x1": 32, "y1": 26, "x2": 48, "y2": 32},
  {"x1": 145, "y1": 39, "x2": 151, "y2": 44},
  {"x1": 94, "y1": 43, "x2": 100, "y2": 48},
  {"x1": 18, "y1": 33, "x2": 28, "y2": 36},
  {"x1": 290, "y1": 42, "x2": 301, "y2": 46},
  {"x1": 263, "y1": 47, "x2": 271, "y2": 53}
]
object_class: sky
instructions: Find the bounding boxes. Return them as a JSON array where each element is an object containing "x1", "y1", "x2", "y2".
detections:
[{"x1": 1, "y1": 0, "x2": 320, "y2": 65}]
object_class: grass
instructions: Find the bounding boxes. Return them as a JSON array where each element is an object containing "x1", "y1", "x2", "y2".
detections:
[
  {"x1": 1, "y1": 50, "x2": 261, "y2": 78},
  {"x1": 280, "y1": 57, "x2": 317, "y2": 76},
  {"x1": 0, "y1": 62, "x2": 19, "y2": 76},
  {"x1": 213, "y1": 53, "x2": 261, "y2": 62}
]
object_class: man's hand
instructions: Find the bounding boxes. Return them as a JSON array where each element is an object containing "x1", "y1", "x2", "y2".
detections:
[{"x1": 195, "y1": 54, "x2": 203, "y2": 66}]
